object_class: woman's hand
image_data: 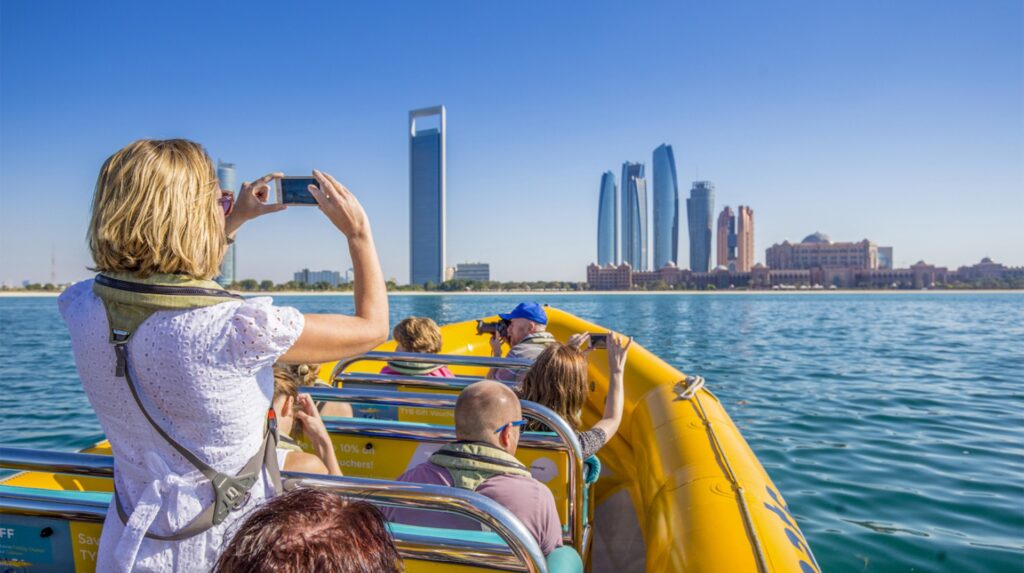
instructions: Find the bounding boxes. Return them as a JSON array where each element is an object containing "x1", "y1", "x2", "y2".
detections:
[
  {"x1": 293, "y1": 394, "x2": 331, "y2": 450},
  {"x1": 293, "y1": 394, "x2": 343, "y2": 476},
  {"x1": 567, "y1": 332, "x2": 590, "y2": 352},
  {"x1": 607, "y1": 333, "x2": 633, "y2": 374},
  {"x1": 309, "y1": 170, "x2": 371, "y2": 240},
  {"x1": 224, "y1": 172, "x2": 287, "y2": 236}
]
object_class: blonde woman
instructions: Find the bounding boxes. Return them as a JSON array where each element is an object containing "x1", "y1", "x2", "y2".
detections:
[
  {"x1": 516, "y1": 333, "x2": 632, "y2": 458},
  {"x1": 58, "y1": 139, "x2": 388, "y2": 572}
]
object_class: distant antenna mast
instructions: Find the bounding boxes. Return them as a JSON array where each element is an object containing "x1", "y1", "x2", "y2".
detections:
[{"x1": 50, "y1": 245, "x2": 56, "y2": 284}]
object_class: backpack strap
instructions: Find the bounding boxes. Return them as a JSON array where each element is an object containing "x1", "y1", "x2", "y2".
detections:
[{"x1": 96, "y1": 275, "x2": 283, "y2": 540}]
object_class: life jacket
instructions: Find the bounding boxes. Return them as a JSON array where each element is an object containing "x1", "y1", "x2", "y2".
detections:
[
  {"x1": 428, "y1": 441, "x2": 532, "y2": 491},
  {"x1": 383, "y1": 360, "x2": 447, "y2": 376},
  {"x1": 517, "y1": 331, "x2": 556, "y2": 349},
  {"x1": 92, "y1": 272, "x2": 283, "y2": 541}
]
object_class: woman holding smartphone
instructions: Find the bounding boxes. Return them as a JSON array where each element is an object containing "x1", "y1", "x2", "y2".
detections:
[{"x1": 58, "y1": 139, "x2": 388, "y2": 572}]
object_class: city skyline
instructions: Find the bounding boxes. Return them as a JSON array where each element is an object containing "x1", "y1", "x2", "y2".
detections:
[{"x1": 1, "y1": 2, "x2": 1021, "y2": 284}]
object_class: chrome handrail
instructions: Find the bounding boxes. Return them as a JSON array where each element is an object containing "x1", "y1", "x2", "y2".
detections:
[
  {"x1": 321, "y1": 419, "x2": 567, "y2": 451},
  {"x1": 301, "y1": 386, "x2": 586, "y2": 550},
  {"x1": 0, "y1": 447, "x2": 113, "y2": 477},
  {"x1": 292, "y1": 474, "x2": 547, "y2": 573},
  {"x1": 0, "y1": 448, "x2": 547, "y2": 573},
  {"x1": 332, "y1": 351, "x2": 534, "y2": 377},
  {"x1": 334, "y1": 372, "x2": 492, "y2": 391}
]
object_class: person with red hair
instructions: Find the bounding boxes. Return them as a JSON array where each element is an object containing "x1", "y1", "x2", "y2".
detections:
[{"x1": 215, "y1": 488, "x2": 401, "y2": 573}]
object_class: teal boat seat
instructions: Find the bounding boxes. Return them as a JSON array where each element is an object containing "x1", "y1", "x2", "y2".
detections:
[{"x1": 546, "y1": 545, "x2": 584, "y2": 573}]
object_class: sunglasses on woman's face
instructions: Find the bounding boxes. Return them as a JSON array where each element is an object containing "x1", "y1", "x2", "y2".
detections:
[
  {"x1": 495, "y1": 419, "x2": 527, "y2": 434},
  {"x1": 219, "y1": 190, "x2": 234, "y2": 216}
]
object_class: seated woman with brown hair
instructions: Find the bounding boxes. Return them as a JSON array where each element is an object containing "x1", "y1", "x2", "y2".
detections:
[
  {"x1": 516, "y1": 333, "x2": 632, "y2": 459},
  {"x1": 214, "y1": 488, "x2": 401, "y2": 573},
  {"x1": 273, "y1": 364, "x2": 343, "y2": 476},
  {"x1": 278, "y1": 362, "x2": 353, "y2": 418},
  {"x1": 380, "y1": 317, "x2": 455, "y2": 377}
]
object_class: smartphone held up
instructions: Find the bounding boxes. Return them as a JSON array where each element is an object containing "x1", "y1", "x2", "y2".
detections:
[
  {"x1": 276, "y1": 176, "x2": 320, "y2": 205},
  {"x1": 588, "y1": 333, "x2": 609, "y2": 349}
]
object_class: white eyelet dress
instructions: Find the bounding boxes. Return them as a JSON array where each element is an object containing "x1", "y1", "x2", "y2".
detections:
[{"x1": 58, "y1": 280, "x2": 305, "y2": 573}]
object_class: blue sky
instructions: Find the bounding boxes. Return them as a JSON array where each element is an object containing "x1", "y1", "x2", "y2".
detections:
[{"x1": 1, "y1": 0, "x2": 1021, "y2": 284}]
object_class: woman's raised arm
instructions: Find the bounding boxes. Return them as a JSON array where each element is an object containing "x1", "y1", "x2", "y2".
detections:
[
  {"x1": 279, "y1": 171, "x2": 389, "y2": 363},
  {"x1": 589, "y1": 333, "x2": 632, "y2": 440}
]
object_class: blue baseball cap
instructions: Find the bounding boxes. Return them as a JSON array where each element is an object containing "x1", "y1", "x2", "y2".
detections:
[{"x1": 499, "y1": 302, "x2": 548, "y2": 325}]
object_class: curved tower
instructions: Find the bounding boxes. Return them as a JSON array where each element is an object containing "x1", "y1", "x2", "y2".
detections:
[
  {"x1": 652, "y1": 144, "x2": 679, "y2": 270},
  {"x1": 621, "y1": 162, "x2": 648, "y2": 270},
  {"x1": 597, "y1": 171, "x2": 618, "y2": 265}
]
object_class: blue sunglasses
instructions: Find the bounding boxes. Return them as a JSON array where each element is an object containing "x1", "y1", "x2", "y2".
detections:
[{"x1": 495, "y1": 419, "x2": 527, "y2": 434}]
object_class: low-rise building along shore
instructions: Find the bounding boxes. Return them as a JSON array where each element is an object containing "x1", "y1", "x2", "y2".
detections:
[{"x1": 587, "y1": 258, "x2": 1024, "y2": 290}]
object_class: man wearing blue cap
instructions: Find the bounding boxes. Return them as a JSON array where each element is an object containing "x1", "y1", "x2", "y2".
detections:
[{"x1": 488, "y1": 302, "x2": 556, "y2": 382}]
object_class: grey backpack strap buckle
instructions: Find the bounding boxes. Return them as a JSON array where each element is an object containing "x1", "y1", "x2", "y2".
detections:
[
  {"x1": 211, "y1": 472, "x2": 258, "y2": 525},
  {"x1": 111, "y1": 329, "x2": 130, "y2": 377}
]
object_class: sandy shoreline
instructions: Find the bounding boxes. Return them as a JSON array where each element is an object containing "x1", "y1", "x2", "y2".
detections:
[{"x1": 2, "y1": 289, "x2": 1020, "y2": 298}]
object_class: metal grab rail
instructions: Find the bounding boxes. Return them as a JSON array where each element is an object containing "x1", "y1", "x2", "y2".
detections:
[
  {"x1": 320, "y1": 418, "x2": 566, "y2": 450},
  {"x1": 335, "y1": 372, "x2": 493, "y2": 391},
  {"x1": 0, "y1": 447, "x2": 548, "y2": 573},
  {"x1": 0, "y1": 447, "x2": 114, "y2": 477},
  {"x1": 332, "y1": 351, "x2": 534, "y2": 378},
  {"x1": 301, "y1": 386, "x2": 586, "y2": 550}
]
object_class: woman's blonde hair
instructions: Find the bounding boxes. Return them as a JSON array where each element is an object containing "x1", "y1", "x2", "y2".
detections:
[
  {"x1": 88, "y1": 139, "x2": 225, "y2": 279},
  {"x1": 393, "y1": 317, "x2": 443, "y2": 354},
  {"x1": 517, "y1": 343, "x2": 587, "y2": 432},
  {"x1": 273, "y1": 364, "x2": 323, "y2": 400}
]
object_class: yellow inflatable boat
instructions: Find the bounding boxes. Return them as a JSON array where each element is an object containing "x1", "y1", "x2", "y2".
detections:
[{"x1": 0, "y1": 307, "x2": 818, "y2": 573}]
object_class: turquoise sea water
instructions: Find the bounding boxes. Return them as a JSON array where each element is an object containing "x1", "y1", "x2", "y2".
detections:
[{"x1": 1, "y1": 292, "x2": 1022, "y2": 572}]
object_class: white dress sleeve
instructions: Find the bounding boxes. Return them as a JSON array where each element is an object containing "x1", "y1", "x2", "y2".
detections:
[{"x1": 224, "y1": 297, "x2": 305, "y2": 372}]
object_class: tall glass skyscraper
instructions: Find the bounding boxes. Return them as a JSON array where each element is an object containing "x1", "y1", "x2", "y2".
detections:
[
  {"x1": 216, "y1": 161, "x2": 236, "y2": 287},
  {"x1": 409, "y1": 106, "x2": 446, "y2": 285},
  {"x1": 597, "y1": 171, "x2": 618, "y2": 265},
  {"x1": 687, "y1": 181, "x2": 715, "y2": 272},
  {"x1": 620, "y1": 162, "x2": 647, "y2": 270},
  {"x1": 652, "y1": 144, "x2": 679, "y2": 270}
]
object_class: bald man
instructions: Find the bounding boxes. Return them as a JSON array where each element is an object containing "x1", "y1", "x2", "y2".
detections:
[{"x1": 387, "y1": 381, "x2": 563, "y2": 556}]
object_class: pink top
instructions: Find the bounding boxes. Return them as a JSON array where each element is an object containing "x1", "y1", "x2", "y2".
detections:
[
  {"x1": 387, "y1": 461, "x2": 563, "y2": 555},
  {"x1": 380, "y1": 364, "x2": 456, "y2": 377}
]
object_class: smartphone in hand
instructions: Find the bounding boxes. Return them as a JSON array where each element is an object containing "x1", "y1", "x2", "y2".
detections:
[
  {"x1": 276, "y1": 176, "x2": 320, "y2": 205},
  {"x1": 589, "y1": 333, "x2": 609, "y2": 349}
]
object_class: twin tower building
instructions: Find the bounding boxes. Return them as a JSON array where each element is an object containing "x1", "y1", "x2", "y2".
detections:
[{"x1": 597, "y1": 144, "x2": 755, "y2": 273}]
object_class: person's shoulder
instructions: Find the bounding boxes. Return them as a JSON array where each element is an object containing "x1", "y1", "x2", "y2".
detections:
[
  {"x1": 398, "y1": 460, "x2": 452, "y2": 485},
  {"x1": 57, "y1": 279, "x2": 96, "y2": 317},
  {"x1": 285, "y1": 451, "x2": 328, "y2": 474},
  {"x1": 227, "y1": 296, "x2": 304, "y2": 338},
  {"x1": 481, "y1": 473, "x2": 552, "y2": 500}
]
